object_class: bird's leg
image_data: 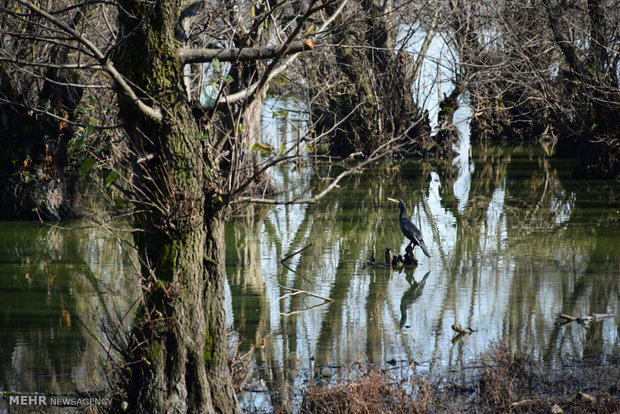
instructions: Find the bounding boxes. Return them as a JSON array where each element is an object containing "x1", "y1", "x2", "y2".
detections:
[{"x1": 405, "y1": 242, "x2": 413, "y2": 255}]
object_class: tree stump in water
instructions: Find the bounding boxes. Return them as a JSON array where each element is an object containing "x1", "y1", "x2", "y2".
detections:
[
  {"x1": 385, "y1": 247, "x2": 417, "y2": 267},
  {"x1": 403, "y1": 251, "x2": 418, "y2": 266},
  {"x1": 364, "y1": 247, "x2": 418, "y2": 268}
]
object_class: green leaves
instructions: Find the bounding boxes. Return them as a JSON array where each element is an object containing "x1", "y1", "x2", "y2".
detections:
[
  {"x1": 195, "y1": 131, "x2": 209, "y2": 141},
  {"x1": 272, "y1": 109, "x2": 289, "y2": 118},
  {"x1": 212, "y1": 57, "x2": 221, "y2": 72},
  {"x1": 250, "y1": 142, "x2": 276, "y2": 154},
  {"x1": 105, "y1": 171, "x2": 120, "y2": 187},
  {"x1": 79, "y1": 155, "x2": 121, "y2": 190},
  {"x1": 72, "y1": 125, "x2": 94, "y2": 150},
  {"x1": 71, "y1": 137, "x2": 85, "y2": 150},
  {"x1": 78, "y1": 157, "x2": 96, "y2": 176}
]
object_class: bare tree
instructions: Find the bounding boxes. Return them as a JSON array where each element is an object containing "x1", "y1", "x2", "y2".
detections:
[
  {"x1": 444, "y1": 0, "x2": 619, "y2": 177},
  {"x1": 0, "y1": 0, "x2": 356, "y2": 412},
  {"x1": 0, "y1": 1, "x2": 120, "y2": 219},
  {"x1": 306, "y1": 0, "x2": 451, "y2": 157}
]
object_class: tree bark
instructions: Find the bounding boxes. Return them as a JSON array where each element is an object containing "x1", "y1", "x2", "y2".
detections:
[
  {"x1": 178, "y1": 40, "x2": 313, "y2": 64},
  {"x1": 112, "y1": 1, "x2": 239, "y2": 412}
]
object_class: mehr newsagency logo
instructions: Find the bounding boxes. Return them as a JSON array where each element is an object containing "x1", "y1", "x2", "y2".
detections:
[{"x1": 6, "y1": 393, "x2": 111, "y2": 407}]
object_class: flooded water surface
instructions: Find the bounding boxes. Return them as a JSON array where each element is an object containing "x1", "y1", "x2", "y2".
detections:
[
  {"x1": 226, "y1": 144, "x2": 620, "y2": 407},
  {"x1": 0, "y1": 145, "x2": 618, "y2": 411},
  {"x1": 0, "y1": 222, "x2": 137, "y2": 398}
]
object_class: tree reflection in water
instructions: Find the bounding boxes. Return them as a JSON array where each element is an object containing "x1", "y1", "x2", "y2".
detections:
[
  {"x1": 226, "y1": 142, "x2": 619, "y2": 410},
  {"x1": 0, "y1": 223, "x2": 138, "y2": 399}
]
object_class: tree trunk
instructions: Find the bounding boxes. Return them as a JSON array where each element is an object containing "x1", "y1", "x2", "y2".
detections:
[
  {"x1": 112, "y1": 1, "x2": 239, "y2": 412},
  {"x1": 0, "y1": 15, "x2": 85, "y2": 220},
  {"x1": 310, "y1": 0, "x2": 433, "y2": 157},
  {"x1": 121, "y1": 210, "x2": 238, "y2": 413}
]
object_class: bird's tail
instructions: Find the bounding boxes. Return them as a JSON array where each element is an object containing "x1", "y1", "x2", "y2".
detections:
[{"x1": 419, "y1": 242, "x2": 431, "y2": 258}]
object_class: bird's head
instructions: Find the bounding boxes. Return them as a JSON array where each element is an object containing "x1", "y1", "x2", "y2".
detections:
[{"x1": 388, "y1": 197, "x2": 406, "y2": 212}]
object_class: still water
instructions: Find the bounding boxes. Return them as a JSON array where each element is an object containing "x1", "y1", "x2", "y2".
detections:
[
  {"x1": 0, "y1": 150, "x2": 618, "y2": 410},
  {"x1": 0, "y1": 223, "x2": 137, "y2": 401},
  {"x1": 226, "y1": 145, "x2": 620, "y2": 408}
]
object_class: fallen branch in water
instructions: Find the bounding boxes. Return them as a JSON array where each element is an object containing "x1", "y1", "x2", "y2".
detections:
[
  {"x1": 271, "y1": 284, "x2": 334, "y2": 316},
  {"x1": 558, "y1": 313, "x2": 619, "y2": 326},
  {"x1": 451, "y1": 323, "x2": 477, "y2": 344},
  {"x1": 281, "y1": 244, "x2": 312, "y2": 263},
  {"x1": 451, "y1": 323, "x2": 477, "y2": 334},
  {"x1": 277, "y1": 285, "x2": 334, "y2": 304}
]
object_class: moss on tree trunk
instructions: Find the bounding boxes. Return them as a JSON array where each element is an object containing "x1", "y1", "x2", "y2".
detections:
[{"x1": 112, "y1": 1, "x2": 239, "y2": 412}]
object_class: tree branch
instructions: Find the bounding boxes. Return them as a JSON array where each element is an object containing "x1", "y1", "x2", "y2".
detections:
[
  {"x1": 232, "y1": 138, "x2": 404, "y2": 205},
  {"x1": 412, "y1": 8, "x2": 440, "y2": 83},
  {"x1": 226, "y1": 99, "x2": 366, "y2": 201},
  {"x1": 0, "y1": 59, "x2": 103, "y2": 70},
  {"x1": 280, "y1": 244, "x2": 313, "y2": 263},
  {"x1": 217, "y1": 0, "x2": 349, "y2": 106},
  {"x1": 178, "y1": 39, "x2": 314, "y2": 65},
  {"x1": 15, "y1": 0, "x2": 163, "y2": 123},
  {"x1": 542, "y1": 0, "x2": 587, "y2": 76},
  {"x1": 230, "y1": 112, "x2": 429, "y2": 206}
]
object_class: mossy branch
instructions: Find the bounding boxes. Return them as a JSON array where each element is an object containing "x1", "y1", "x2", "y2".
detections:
[{"x1": 178, "y1": 40, "x2": 314, "y2": 65}]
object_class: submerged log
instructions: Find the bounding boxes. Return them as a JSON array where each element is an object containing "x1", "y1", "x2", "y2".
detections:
[
  {"x1": 451, "y1": 324, "x2": 477, "y2": 334},
  {"x1": 558, "y1": 313, "x2": 619, "y2": 326}
]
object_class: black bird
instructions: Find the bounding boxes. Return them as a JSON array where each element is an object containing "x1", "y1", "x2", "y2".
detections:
[{"x1": 388, "y1": 198, "x2": 431, "y2": 258}]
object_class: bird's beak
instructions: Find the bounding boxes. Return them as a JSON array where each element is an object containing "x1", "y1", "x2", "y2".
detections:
[{"x1": 387, "y1": 197, "x2": 399, "y2": 204}]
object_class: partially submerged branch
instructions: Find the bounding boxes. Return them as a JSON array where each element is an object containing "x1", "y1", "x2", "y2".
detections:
[
  {"x1": 272, "y1": 284, "x2": 334, "y2": 316},
  {"x1": 281, "y1": 244, "x2": 313, "y2": 264},
  {"x1": 558, "y1": 313, "x2": 619, "y2": 327}
]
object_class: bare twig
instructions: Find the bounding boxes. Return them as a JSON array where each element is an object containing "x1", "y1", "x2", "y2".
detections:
[
  {"x1": 280, "y1": 244, "x2": 313, "y2": 263},
  {"x1": 231, "y1": 124, "x2": 415, "y2": 205},
  {"x1": 270, "y1": 283, "x2": 334, "y2": 316},
  {"x1": 274, "y1": 286, "x2": 334, "y2": 306},
  {"x1": 558, "y1": 313, "x2": 577, "y2": 322}
]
